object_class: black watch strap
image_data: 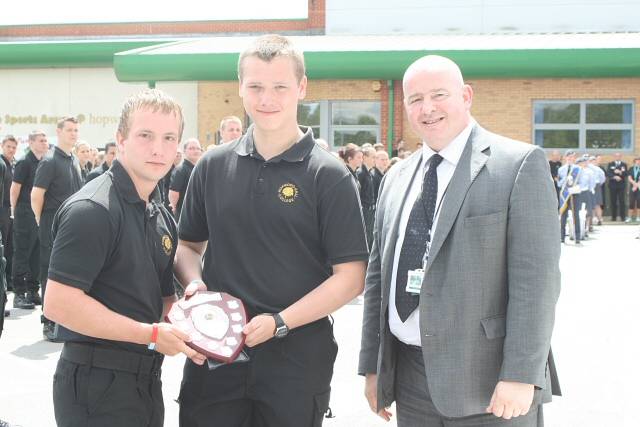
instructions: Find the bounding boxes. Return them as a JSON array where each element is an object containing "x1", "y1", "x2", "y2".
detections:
[{"x1": 272, "y1": 313, "x2": 289, "y2": 338}]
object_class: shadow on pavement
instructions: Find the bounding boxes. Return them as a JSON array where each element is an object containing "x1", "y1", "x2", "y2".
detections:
[{"x1": 11, "y1": 339, "x2": 62, "y2": 361}]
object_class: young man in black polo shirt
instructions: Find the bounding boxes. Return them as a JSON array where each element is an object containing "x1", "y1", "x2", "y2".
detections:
[
  {"x1": 1, "y1": 136, "x2": 16, "y2": 294},
  {"x1": 169, "y1": 137, "x2": 202, "y2": 219},
  {"x1": 43, "y1": 89, "x2": 206, "y2": 427},
  {"x1": 86, "y1": 141, "x2": 117, "y2": 183},
  {"x1": 32, "y1": 116, "x2": 84, "y2": 340},
  {"x1": 10, "y1": 131, "x2": 49, "y2": 310},
  {"x1": 175, "y1": 34, "x2": 368, "y2": 427}
]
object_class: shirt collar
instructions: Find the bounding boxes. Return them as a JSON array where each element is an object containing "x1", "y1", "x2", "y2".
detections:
[
  {"x1": 54, "y1": 146, "x2": 72, "y2": 159},
  {"x1": 233, "y1": 124, "x2": 315, "y2": 163},
  {"x1": 27, "y1": 151, "x2": 39, "y2": 163},
  {"x1": 110, "y1": 159, "x2": 162, "y2": 207},
  {"x1": 420, "y1": 119, "x2": 475, "y2": 168}
]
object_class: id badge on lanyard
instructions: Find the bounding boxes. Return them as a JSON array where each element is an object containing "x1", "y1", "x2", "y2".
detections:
[{"x1": 406, "y1": 234, "x2": 431, "y2": 294}]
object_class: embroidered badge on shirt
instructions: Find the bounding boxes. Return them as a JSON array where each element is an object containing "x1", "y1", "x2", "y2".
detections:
[
  {"x1": 278, "y1": 183, "x2": 298, "y2": 203},
  {"x1": 162, "y1": 235, "x2": 173, "y2": 255}
]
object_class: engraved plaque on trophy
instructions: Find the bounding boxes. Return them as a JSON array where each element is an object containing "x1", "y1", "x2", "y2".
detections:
[{"x1": 166, "y1": 291, "x2": 248, "y2": 364}]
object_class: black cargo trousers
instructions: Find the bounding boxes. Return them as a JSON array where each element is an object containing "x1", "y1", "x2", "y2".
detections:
[
  {"x1": 53, "y1": 342, "x2": 165, "y2": 427},
  {"x1": 179, "y1": 317, "x2": 337, "y2": 427}
]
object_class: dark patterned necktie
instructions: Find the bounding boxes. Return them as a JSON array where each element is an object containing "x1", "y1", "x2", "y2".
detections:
[{"x1": 395, "y1": 154, "x2": 443, "y2": 322}]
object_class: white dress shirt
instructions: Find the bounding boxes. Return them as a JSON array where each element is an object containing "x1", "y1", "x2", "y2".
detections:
[{"x1": 389, "y1": 121, "x2": 474, "y2": 346}]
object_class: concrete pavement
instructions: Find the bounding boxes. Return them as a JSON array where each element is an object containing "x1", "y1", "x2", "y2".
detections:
[{"x1": 1, "y1": 224, "x2": 639, "y2": 426}]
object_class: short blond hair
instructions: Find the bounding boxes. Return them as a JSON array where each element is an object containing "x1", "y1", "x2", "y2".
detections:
[
  {"x1": 238, "y1": 34, "x2": 305, "y2": 83},
  {"x1": 219, "y1": 115, "x2": 242, "y2": 132},
  {"x1": 74, "y1": 141, "x2": 91, "y2": 151},
  {"x1": 28, "y1": 130, "x2": 46, "y2": 142},
  {"x1": 57, "y1": 116, "x2": 78, "y2": 129},
  {"x1": 117, "y1": 89, "x2": 184, "y2": 140}
]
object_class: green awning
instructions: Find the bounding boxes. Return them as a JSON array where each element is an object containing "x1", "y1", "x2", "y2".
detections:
[
  {"x1": 113, "y1": 33, "x2": 640, "y2": 82},
  {"x1": 0, "y1": 39, "x2": 177, "y2": 68}
]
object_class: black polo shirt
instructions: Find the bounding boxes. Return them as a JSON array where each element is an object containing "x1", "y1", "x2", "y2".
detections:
[
  {"x1": 85, "y1": 161, "x2": 109, "y2": 183},
  {"x1": 13, "y1": 151, "x2": 40, "y2": 206},
  {"x1": 33, "y1": 146, "x2": 83, "y2": 213},
  {"x1": 179, "y1": 126, "x2": 368, "y2": 316},
  {"x1": 0, "y1": 155, "x2": 11, "y2": 209},
  {"x1": 356, "y1": 165, "x2": 375, "y2": 209},
  {"x1": 48, "y1": 160, "x2": 176, "y2": 353},
  {"x1": 169, "y1": 159, "x2": 195, "y2": 218},
  {"x1": 159, "y1": 165, "x2": 174, "y2": 211},
  {"x1": 371, "y1": 167, "x2": 384, "y2": 203}
]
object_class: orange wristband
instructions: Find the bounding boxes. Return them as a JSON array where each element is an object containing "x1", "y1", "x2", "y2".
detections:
[{"x1": 148, "y1": 323, "x2": 159, "y2": 351}]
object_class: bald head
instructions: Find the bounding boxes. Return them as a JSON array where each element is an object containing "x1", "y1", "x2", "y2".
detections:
[
  {"x1": 403, "y1": 55, "x2": 464, "y2": 93},
  {"x1": 402, "y1": 55, "x2": 473, "y2": 151}
]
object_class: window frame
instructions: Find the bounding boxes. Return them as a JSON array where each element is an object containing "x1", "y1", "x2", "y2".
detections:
[
  {"x1": 298, "y1": 100, "x2": 381, "y2": 149},
  {"x1": 532, "y1": 99, "x2": 635, "y2": 153}
]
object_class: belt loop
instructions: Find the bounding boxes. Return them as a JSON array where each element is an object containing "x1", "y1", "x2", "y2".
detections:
[{"x1": 88, "y1": 343, "x2": 95, "y2": 368}]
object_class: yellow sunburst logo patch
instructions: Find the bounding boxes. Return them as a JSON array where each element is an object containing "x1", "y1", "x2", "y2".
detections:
[
  {"x1": 278, "y1": 183, "x2": 298, "y2": 203},
  {"x1": 162, "y1": 235, "x2": 173, "y2": 255}
]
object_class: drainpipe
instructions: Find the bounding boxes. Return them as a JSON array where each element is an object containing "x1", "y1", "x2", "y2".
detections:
[{"x1": 387, "y1": 80, "x2": 395, "y2": 156}]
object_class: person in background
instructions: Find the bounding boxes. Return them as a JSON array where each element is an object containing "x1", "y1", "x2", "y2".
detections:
[
  {"x1": 0, "y1": 136, "x2": 17, "y2": 294},
  {"x1": 218, "y1": 115, "x2": 243, "y2": 144},
  {"x1": 357, "y1": 146, "x2": 377, "y2": 249},
  {"x1": 168, "y1": 138, "x2": 202, "y2": 220},
  {"x1": 31, "y1": 116, "x2": 83, "y2": 341},
  {"x1": 607, "y1": 152, "x2": 628, "y2": 222},
  {"x1": 548, "y1": 150, "x2": 561, "y2": 199},
  {"x1": 85, "y1": 142, "x2": 117, "y2": 183},
  {"x1": 339, "y1": 143, "x2": 363, "y2": 180},
  {"x1": 372, "y1": 150, "x2": 390, "y2": 203},
  {"x1": 627, "y1": 157, "x2": 640, "y2": 222},
  {"x1": 11, "y1": 131, "x2": 49, "y2": 310},
  {"x1": 74, "y1": 141, "x2": 92, "y2": 182},
  {"x1": 588, "y1": 155, "x2": 606, "y2": 226}
]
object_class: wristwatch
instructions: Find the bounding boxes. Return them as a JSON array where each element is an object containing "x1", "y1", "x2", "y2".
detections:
[{"x1": 272, "y1": 313, "x2": 289, "y2": 338}]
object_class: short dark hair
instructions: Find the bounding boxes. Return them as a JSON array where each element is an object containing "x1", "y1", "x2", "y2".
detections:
[{"x1": 104, "y1": 142, "x2": 117, "y2": 152}]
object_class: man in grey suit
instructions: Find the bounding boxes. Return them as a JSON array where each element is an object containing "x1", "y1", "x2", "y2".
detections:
[{"x1": 358, "y1": 55, "x2": 561, "y2": 426}]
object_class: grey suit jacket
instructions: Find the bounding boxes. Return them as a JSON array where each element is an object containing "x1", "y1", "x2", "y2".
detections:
[{"x1": 358, "y1": 124, "x2": 561, "y2": 417}]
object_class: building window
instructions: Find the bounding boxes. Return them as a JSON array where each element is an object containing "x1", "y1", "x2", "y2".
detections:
[
  {"x1": 298, "y1": 100, "x2": 381, "y2": 148},
  {"x1": 297, "y1": 102, "x2": 321, "y2": 139},
  {"x1": 533, "y1": 100, "x2": 634, "y2": 151}
]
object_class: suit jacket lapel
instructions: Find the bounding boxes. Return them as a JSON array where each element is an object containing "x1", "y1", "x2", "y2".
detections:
[
  {"x1": 380, "y1": 153, "x2": 423, "y2": 309},
  {"x1": 426, "y1": 125, "x2": 490, "y2": 269}
]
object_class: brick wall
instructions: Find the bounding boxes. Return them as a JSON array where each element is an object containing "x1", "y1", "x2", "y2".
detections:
[
  {"x1": 198, "y1": 76, "x2": 640, "y2": 164},
  {"x1": 198, "y1": 78, "x2": 382, "y2": 146},
  {"x1": 399, "y1": 77, "x2": 640, "y2": 164}
]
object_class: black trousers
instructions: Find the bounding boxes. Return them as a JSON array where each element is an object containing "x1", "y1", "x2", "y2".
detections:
[
  {"x1": 0, "y1": 235, "x2": 6, "y2": 337},
  {"x1": 609, "y1": 186, "x2": 626, "y2": 220},
  {"x1": 39, "y1": 210, "x2": 55, "y2": 290},
  {"x1": 12, "y1": 203, "x2": 40, "y2": 294},
  {"x1": 0, "y1": 206, "x2": 13, "y2": 290},
  {"x1": 53, "y1": 342, "x2": 164, "y2": 427},
  {"x1": 179, "y1": 318, "x2": 337, "y2": 427},
  {"x1": 363, "y1": 206, "x2": 375, "y2": 251}
]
